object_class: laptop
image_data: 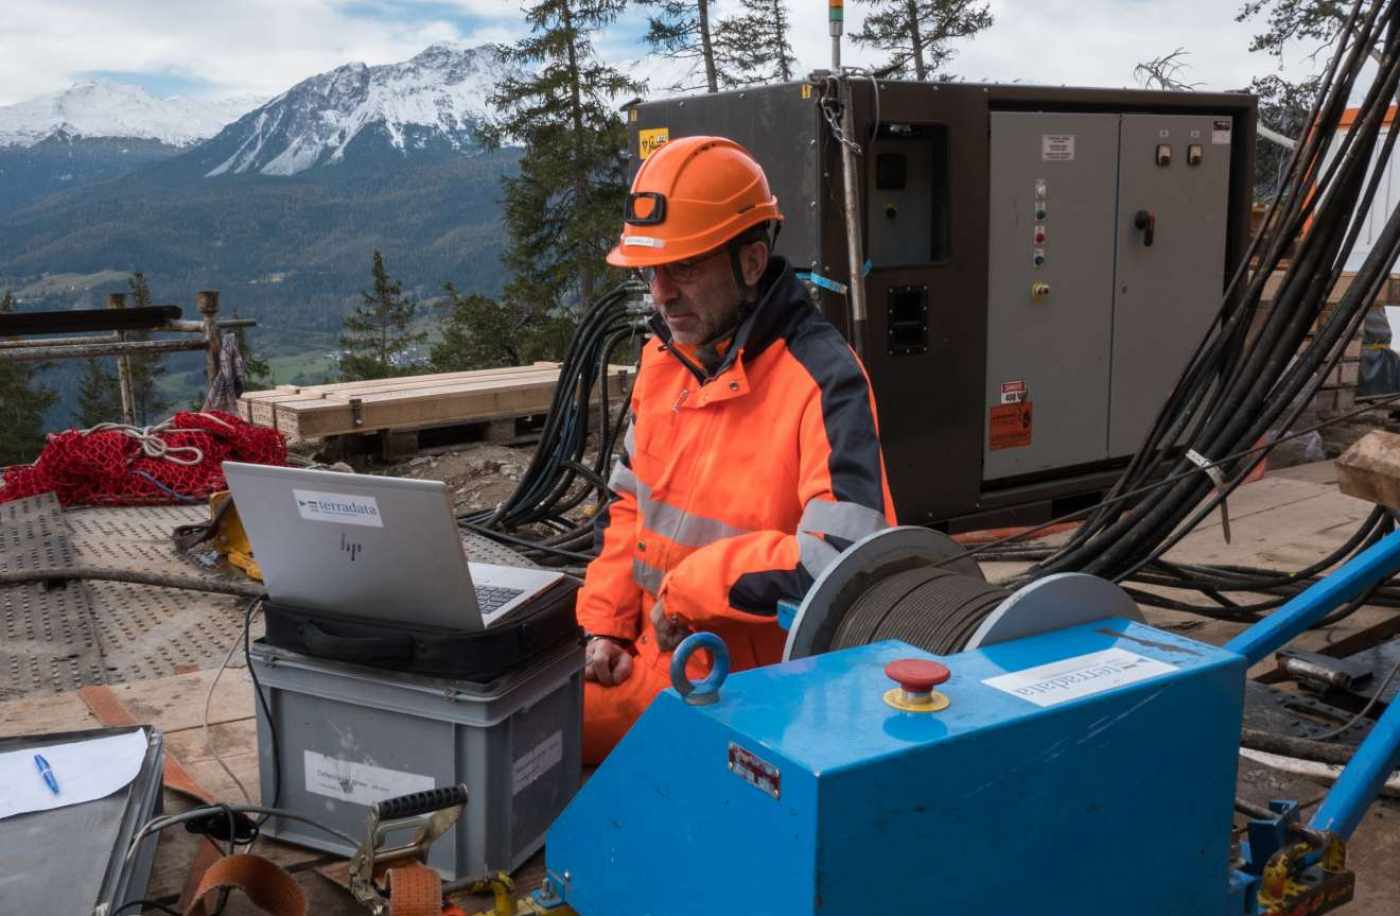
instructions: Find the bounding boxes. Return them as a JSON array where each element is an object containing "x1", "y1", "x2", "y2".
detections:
[{"x1": 222, "y1": 462, "x2": 568, "y2": 630}]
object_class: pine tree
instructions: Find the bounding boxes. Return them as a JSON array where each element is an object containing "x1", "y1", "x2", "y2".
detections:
[
  {"x1": 338, "y1": 250, "x2": 428, "y2": 381},
  {"x1": 714, "y1": 0, "x2": 799, "y2": 87},
  {"x1": 1234, "y1": 2, "x2": 1343, "y2": 200},
  {"x1": 431, "y1": 282, "x2": 574, "y2": 371},
  {"x1": 125, "y1": 272, "x2": 171, "y2": 424},
  {"x1": 852, "y1": 0, "x2": 993, "y2": 80},
  {"x1": 0, "y1": 290, "x2": 58, "y2": 465},
  {"x1": 75, "y1": 359, "x2": 122, "y2": 428},
  {"x1": 487, "y1": 0, "x2": 641, "y2": 317},
  {"x1": 638, "y1": 0, "x2": 722, "y2": 93}
]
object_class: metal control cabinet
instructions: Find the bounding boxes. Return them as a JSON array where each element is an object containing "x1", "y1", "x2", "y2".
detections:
[
  {"x1": 984, "y1": 111, "x2": 1233, "y2": 478},
  {"x1": 626, "y1": 82, "x2": 1255, "y2": 528}
]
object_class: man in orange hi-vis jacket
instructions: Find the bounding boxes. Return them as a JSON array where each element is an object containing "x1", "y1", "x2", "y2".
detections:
[{"x1": 578, "y1": 135, "x2": 897, "y2": 763}]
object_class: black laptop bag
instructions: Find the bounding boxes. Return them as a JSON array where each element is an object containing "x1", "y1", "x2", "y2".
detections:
[{"x1": 262, "y1": 576, "x2": 581, "y2": 681}]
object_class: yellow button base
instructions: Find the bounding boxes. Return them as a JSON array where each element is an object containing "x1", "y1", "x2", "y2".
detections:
[{"x1": 883, "y1": 688, "x2": 950, "y2": 713}]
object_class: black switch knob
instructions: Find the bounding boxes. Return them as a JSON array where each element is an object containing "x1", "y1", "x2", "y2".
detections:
[{"x1": 1134, "y1": 210, "x2": 1156, "y2": 247}]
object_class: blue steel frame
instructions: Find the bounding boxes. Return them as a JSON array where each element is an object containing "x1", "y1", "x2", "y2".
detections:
[{"x1": 1225, "y1": 527, "x2": 1400, "y2": 845}]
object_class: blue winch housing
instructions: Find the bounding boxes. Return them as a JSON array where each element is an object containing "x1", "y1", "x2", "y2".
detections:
[{"x1": 546, "y1": 617, "x2": 1246, "y2": 915}]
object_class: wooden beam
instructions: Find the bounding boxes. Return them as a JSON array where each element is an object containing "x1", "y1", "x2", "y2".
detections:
[
  {"x1": 1336, "y1": 430, "x2": 1400, "y2": 511},
  {"x1": 0, "y1": 304, "x2": 182, "y2": 336}
]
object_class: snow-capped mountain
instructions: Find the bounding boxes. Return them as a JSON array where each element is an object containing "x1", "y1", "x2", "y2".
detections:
[
  {"x1": 203, "y1": 42, "x2": 519, "y2": 177},
  {"x1": 0, "y1": 82, "x2": 260, "y2": 149}
]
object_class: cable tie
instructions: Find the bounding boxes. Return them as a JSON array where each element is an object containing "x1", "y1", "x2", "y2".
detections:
[
  {"x1": 796, "y1": 271, "x2": 849, "y2": 296},
  {"x1": 1186, "y1": 449, "x2": 1232, "y2": 544}
]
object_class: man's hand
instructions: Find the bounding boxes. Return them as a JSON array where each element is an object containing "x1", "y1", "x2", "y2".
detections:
[
  {"x1": 649, "y1": 599, "x2": 693, "y2": 652},
  {"x1": 584, "y1": 636, "x2": 634, "y2": 686}
]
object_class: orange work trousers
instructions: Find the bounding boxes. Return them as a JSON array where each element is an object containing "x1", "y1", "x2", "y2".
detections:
[{"x1": 581, "y1": 623, "x2": 786, "y2": 765}]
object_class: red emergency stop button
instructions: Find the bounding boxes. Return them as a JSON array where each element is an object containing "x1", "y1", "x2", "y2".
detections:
[
  {"x1": 883, "y1": 659, "x2": 951, "y2": 712},
  {"x1": 885, "y1": 659, "x2": 949, "y2": 692}
]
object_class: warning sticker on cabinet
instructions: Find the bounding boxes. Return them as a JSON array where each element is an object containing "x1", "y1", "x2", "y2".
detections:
[
  {"x1": 513, "y1": 731, "x2": 564, "y2": 795},
  {"x1": 293, "y1": 489, "x2": 383, "y2": 527},
  {"x1": 1212, "y1": 119, "x2": 1232, "y2": 145},
  {"x1": 303, "y1": 750, "x2": 434, "y2": 807},
  {"x1": 1000, "y1": 380, "x2": 1026, "y2": 404},
  {"x1": 1041, "y1": 134, "x2": 1075, "y2": 161},
  {"x1": 982, "y1": 648, "x2": 1177, "y2": 708},
  {"x1": 639, "y1": 128, "x2": 670, "y2": 160},
  {"x1": 989, "y1": 402, "x2": 1032, "y2": 449}
]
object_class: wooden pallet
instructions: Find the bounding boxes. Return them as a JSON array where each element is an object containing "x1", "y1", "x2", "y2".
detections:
[{"x1": 238, "y1": 362, "x2": 631, "y2": 441}]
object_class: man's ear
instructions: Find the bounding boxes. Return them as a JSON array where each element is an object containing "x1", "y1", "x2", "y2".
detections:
[{"x1": 740, "y1": 241, "x2": 769, "y2": 288}]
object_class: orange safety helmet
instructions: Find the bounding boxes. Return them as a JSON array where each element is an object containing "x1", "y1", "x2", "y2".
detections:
[{"x1": 607, "y1": 135, "x2": 783, "y2": 268}]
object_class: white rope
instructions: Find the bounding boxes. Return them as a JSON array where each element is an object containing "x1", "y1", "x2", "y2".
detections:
[{"x1": 79, "y1": 420, "x2": 205, "y2": 466}]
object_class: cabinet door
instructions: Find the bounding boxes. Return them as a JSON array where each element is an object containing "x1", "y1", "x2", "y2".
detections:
[
  {"x1": 984, "y1": 112, "x2": 1119, "y2": 480},
  {"x1": 1109, "y1": 114, "x2": 1232, "y2": 456}
]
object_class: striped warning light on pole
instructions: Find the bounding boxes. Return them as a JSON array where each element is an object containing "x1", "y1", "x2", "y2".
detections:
[{"x1": 830, "y1": 0, "x2": 844, "y2": 67}]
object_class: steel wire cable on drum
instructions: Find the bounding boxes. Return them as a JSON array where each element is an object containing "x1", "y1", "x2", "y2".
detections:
[{"x1": 831, "y1": 567, "x2": 1011, "y2": 656}]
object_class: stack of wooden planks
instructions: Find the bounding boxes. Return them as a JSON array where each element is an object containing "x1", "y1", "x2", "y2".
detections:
[{"x1": 237, "y1": 362, "x2": 631, "y2": 441}]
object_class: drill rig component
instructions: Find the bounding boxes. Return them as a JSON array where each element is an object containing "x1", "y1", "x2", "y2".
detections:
[{"x1": 784, "y1": 525, "x2": 1140, "y2": 659}]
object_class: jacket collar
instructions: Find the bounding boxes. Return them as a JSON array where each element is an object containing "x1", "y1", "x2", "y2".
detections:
[{"x1": 647, "y1": 256, "x2": 805, "y2": 386}]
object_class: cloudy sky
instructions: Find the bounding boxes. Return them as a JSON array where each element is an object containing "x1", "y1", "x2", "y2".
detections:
[{"x1": 0, "y1": 0, "x2": 1327, "y2": 108}]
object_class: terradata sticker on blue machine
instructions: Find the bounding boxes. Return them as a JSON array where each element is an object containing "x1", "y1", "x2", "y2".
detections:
[
  {"x1": 982, "y1": 648, "x2": 1177, "y2": 708},
  {"x1": 292, "y1": 489, "x2": 384, "y2": 527}
]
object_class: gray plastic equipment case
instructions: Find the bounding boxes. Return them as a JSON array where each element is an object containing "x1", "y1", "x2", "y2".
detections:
[{"x1": 249, "y1": 638, "x2": 583, "y2": 879}]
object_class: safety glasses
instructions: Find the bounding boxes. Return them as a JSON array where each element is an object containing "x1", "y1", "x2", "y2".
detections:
[{"x1": 637, "y1": 247, "x2": 728, "y2": 286}]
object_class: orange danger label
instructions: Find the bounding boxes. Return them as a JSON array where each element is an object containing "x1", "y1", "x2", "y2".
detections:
[{"x1": 990, "y1": 402, "x2": 1032, "y2": 450}]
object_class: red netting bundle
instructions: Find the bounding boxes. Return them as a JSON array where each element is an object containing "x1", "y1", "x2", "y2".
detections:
[{"x1": 0, "y1": 411, "x2": 287, "y2": 507}]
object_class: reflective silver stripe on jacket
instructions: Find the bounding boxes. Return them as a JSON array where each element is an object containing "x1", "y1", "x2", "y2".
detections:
[
  {"x1": 632, "y1": 557, "x2": 665, "y2": 596},
  {"x1": 608, "y1": 460, "x2": 638, "y2": 497},
  {"x1": 798, "y1": 532, "x2": 842, "y2": 578},
  {"x1": 636, "y1": 479, "x2": 751, "y2": 548},
  {"x1": 798, "y1": 499, "x2": 888, "y2": 543}
]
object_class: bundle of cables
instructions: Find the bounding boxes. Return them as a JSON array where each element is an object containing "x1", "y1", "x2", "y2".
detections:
[
  {"x1": 457, "y1": 280, "x2": 650, "y2": 571},
  {"x1": 976, "y1": 0, "x2": 1400, "y2": 625}
]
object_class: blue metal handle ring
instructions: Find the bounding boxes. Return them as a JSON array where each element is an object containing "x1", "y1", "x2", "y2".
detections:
[{"x1": 670, "y1": 632, "x2": 730, "y2": 706}]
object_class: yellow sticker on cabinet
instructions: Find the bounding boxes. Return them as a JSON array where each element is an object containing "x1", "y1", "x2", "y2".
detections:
[{"x1": 639, "y1": 128, "x2": 670, "y2": 160}]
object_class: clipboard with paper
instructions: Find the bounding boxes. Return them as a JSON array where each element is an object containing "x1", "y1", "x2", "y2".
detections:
[{"x1": 0, "y1": 726, "x2": 165, "y2": 915}]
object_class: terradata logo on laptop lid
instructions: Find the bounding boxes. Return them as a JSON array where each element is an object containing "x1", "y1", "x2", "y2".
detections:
[
  {"x1": 293, "y1": 490, "x2": 383, "y2": 527},
  {"x1": 223, "y1": 462, "x2": 565, "y2": 631}
]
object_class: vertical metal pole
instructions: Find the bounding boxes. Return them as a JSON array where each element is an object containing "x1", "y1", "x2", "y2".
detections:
[
  {"x1": 838, "y1": 76, "x2": 868, "y2": 359},
  {"x1": 196, "y1": 290, "x2": 221, "y2": 393},
  {"x1": 830, "y1": 0, "x2": 843, "y2": 69},
  {"x1": 106, "y1": 292, "x2": 135, "y2": 425},
  {"x1": 1308, "y1": 690, "x2": 1400, "y2": 840},
  {"x1": 1224, "y1": 528, "x2": 1400, "y2": 665}
]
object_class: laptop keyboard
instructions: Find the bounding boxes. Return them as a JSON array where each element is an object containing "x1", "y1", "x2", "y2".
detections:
[{"x1": 476, "y1": 585, "x2": 526, "y2": 615}]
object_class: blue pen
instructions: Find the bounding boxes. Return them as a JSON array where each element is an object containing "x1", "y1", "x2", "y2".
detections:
[{"x1": 34, "y1": 753, "x2": 60, "y2": 796}]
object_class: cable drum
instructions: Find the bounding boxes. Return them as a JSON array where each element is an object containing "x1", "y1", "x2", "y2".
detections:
[{"x1": 830, "y1": 565, "x2": 1011, "y2": 656}]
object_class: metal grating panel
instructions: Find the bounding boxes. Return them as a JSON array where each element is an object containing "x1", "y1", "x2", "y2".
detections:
[
  {"x1": 1, "y1": 495, "x2": 106, "y2": 700},
  {"x1": 1, "y1": 498, "x2": 538, "y2": 699}
]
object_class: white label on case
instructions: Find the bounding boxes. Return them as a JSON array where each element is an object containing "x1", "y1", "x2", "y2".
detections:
[
  {"x1": 303, "y1": 750, "x2": 434, "y2": 806},
  {"x1": 513, "y1": 731, "x2": 564, "y2": 795}
]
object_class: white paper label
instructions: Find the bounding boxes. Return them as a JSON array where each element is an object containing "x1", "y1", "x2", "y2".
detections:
[
  {"x1": 1212, "y1": 119, "x2": 1232, "y2": 145},
  {"x1": 293, "y1": 489, "x2": 383, "y2": 527},
  {"x1": 303, "y1": 750, "x2": 433, "y2": 806},
  {"x1": 982, "y1": 648, "x2": 1176, "y2": 708},
  {"x1": 1042, "y1": 134, "x2": 1075, "y2": 161},
  {"x1": 512, "y1": 731, "x2": 564, "y2": 795}
]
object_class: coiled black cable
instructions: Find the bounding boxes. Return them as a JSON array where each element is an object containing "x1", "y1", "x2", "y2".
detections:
[{"x1": 457, "y1": 281, "x2": 647, "y2": 565}]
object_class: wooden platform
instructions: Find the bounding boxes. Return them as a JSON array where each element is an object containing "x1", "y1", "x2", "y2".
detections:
[{"x1": 238, "y1": 363, "x2": 632, "y2": 442}]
